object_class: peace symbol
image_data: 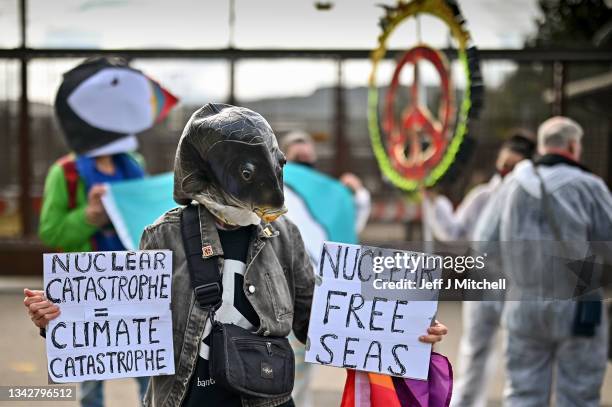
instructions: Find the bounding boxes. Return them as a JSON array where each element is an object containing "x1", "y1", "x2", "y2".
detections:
[
  {"x1": 383, "y1": 45, "x2": 454, "y2": 180},
  {"x1": 368, "y1": 0, "x2": 482, "y2": 192}
]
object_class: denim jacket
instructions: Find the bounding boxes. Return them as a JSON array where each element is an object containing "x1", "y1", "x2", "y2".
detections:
[{"x1": 140, "y1": 204, "x2": 314, "y2": 407}]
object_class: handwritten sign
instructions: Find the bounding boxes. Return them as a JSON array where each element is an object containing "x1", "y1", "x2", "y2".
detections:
[
  {"x1": 43, "y1": 250, "x2": 174, "y2": 383},
  {"x1": 304, "y1": 242, "x2": 441, "y2": 380}
]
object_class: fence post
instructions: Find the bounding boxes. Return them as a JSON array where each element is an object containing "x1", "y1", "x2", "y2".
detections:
[
  {"x1": 333, "y1": 57, "x2": 348, "y2": 176},
  {"x1": 18, "y1": 0, "x2": 32, "y2": 236},
  {"x1": 552, "y1": 60, "x2": 566, "y2": 116}
]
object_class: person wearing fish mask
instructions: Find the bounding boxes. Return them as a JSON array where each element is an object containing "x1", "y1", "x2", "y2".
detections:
[
  {"x1": 137, "y1": 103, "x2": 312, "y2": 407},
  {"x1": 133, "y1": 103, "x2": 449, "y2": 407}
]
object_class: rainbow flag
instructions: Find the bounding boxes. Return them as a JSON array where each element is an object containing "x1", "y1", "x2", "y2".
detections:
[{"x1": 341, "y1": 353, "x2": 453, "y2": 407}]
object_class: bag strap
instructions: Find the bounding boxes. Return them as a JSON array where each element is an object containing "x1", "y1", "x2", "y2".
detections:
[
  {"x1": 534, "y1": 166, "x2": 567, "y2": 251},
  {"x1": 58, "y1": 155, "x2": 79, "y2": 210},
  {"x1": 180, "y1": 205, "x2": 223, "y2": 311}
]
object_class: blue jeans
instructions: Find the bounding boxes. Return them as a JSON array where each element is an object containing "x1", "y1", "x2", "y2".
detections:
[{"x1": 80, "y1": 377, "x2": 149, "y2": 407}]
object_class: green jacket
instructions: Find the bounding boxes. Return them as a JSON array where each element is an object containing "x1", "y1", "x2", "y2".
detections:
[
  {"x1": 38, "y1": 160, "x2": 97, "y2": 252},
  {"x1": 38, "y1": 153, "x2": 145, "y2": 252}
]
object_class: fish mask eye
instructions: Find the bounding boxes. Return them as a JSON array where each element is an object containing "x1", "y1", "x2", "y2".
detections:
[{"x1": 240, "y1": 163, "x2": 255, "y2": 182}]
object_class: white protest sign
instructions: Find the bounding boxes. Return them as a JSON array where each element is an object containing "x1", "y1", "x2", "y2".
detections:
[
  {"x1": 305, "y1": 242, "x2": 441, "y2": 380},
  {"x1": 43, "y1": 250, "x2": 174, "y2": 383}
]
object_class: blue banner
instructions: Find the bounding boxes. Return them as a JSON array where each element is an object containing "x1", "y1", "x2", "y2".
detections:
[
  {"x1": 283, "y1": 162, "x2": 357, "y2": 266},
  {"x1": 102, "y1": 172, "x2": 176, "y2": 249},
  {"x1": 103, "y1": 164, "x2": 358, "y2": 256}
]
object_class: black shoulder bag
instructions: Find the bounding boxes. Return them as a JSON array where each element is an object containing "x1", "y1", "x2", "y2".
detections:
[{"x1": 180, "y1": 205, "x2": 295, "y2": 398}]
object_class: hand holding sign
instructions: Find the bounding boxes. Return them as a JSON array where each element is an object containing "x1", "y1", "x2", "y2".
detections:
[
  {"x1": 42, "y1": 250, "x2": 174, "y2": 383},
  {"x1": 24, "y1": 289, "x2": 60, "y2": 328},
  {"x1": 420, "y1": 321, "x2": 448, "y2": 344}
]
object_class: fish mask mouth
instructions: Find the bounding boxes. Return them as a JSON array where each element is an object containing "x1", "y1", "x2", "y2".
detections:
[{"x1": 254, "y1": 205, "x2": 288, "y2": 222}]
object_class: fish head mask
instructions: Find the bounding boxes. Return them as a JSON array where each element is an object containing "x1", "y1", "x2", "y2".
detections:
[{"x1": 174, "y1": 103, "x2": 287, "y2": 224}]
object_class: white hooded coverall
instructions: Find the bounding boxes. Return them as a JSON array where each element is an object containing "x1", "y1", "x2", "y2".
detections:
[
  {"x1": 473, "y1": 159, "x2": 612, "y2": 407},
  {"x1": 424, "y1": 175, "x2": 503, "y2": 407}
]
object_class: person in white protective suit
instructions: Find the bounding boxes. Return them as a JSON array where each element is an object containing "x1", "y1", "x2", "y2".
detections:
[
  {"x1": 423, "y1": 131, "x2": 536, "y2": 407},
  {"x1": 473, "y1": 116, "x2": 612, "y2": 407},
  {"x1": 424, "y1": 131, "x2": 535, "y2": 241}
]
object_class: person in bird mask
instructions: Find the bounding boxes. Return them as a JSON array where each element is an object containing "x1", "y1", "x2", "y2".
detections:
[
  {"x1": 37, "y1": 56, "x2": 177, "y2": 253},
  {"x1": 23, "y1": 56, "x2": 177, "y2": 407}
]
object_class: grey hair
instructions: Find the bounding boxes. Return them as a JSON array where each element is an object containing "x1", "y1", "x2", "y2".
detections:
[{"x1": 537, "y1": 116, "x2": 583, "y2": 150}]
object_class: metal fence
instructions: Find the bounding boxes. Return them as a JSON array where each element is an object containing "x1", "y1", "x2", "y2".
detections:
[{"x1": 1, "y1": 0, "x2": 611, "y2": 245}]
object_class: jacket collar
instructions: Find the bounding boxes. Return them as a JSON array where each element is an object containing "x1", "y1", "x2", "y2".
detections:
[
  {"x1": 535, "y1": 153, "x2": 591, "y2": 173},
  {"x1": 196, "y1": 204, "x2": 278, "y2": 259}
]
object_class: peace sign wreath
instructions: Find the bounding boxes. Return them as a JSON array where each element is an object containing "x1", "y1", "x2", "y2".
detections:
[{"x1": 368, "y1": 0, "x2": 484, "y2": 192}]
